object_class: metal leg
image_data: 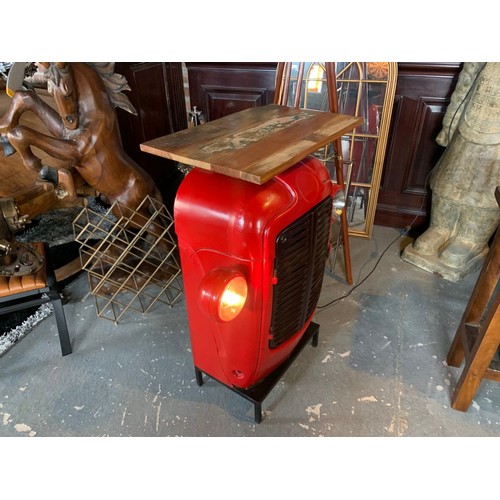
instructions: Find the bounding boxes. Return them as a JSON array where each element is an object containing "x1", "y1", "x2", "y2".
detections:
[
  {"x1": 195, "y1": 367, "x2": 204, "y2": 386},
  {"x1": 49, "y1": 289, "x2": 72, "y2": 356},
  {"x1": 254, "y1": 402, "x2": 262, "y2": 424},
  {"x1": 312, "y1": 330, "x2": 319, "y2": 348},
  {"x1": 196, "y1": 323, "x2": 320, "y2": 423}
]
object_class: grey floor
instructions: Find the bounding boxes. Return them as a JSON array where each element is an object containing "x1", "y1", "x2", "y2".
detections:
[{"x1": 1, "y1": 225, "x2": 499, "y2": 438}]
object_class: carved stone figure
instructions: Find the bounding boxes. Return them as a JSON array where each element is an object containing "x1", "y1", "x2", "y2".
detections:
[{"x1": 402, "y1": 62, "x2": 500, "y2": 281}]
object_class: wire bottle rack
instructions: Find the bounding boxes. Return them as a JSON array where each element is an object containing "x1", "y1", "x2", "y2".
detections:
[{"x1": 73, "y1": 195, "x2": 183, "y2": 323}]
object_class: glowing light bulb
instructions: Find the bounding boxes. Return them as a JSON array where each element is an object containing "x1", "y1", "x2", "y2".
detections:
[{"x1": 218, "y1": 276, "x2": 248, "y2": 322}]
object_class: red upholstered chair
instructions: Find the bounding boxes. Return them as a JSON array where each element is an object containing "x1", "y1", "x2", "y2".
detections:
[{"x1": 0, "y1": 242, "x2": 72, "y2": 356}]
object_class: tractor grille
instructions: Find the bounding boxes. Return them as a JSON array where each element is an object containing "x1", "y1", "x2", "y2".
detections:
[{"x1": 269, "y1": 196, "x2": 332, "y2": 349}]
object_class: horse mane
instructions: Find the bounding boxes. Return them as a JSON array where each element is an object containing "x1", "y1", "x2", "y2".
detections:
[{"x1": 86, "y1": 62, "x2": 138, "y2": 116}]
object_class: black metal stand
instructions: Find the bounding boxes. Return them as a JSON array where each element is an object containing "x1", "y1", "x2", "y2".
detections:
[
  {"x1": 194, "y1": 321, "x2": 319, "y2": 423},
  {"x1": 0, "y1": 243, "x2": 72, "y2": 357}
]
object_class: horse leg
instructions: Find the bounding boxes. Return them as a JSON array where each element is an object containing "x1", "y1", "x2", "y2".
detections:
[
  {"x1": 0, "y1": 89, "x2": 64, "y2": 137},
  {"x1": 7, "y1": 126, "x2": 44, "y2": 174},
  {"x1": 7, "y1": 125, "x2": 82, "y2": 200}
]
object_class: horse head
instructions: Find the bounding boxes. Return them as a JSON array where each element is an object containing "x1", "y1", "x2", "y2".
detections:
[{"x1": 43, "y1": 62, "x2": 79, "y2": 131}]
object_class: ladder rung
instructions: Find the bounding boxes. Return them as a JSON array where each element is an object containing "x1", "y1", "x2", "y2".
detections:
[{"x1": 484, "y1": 368, "x2": 500, "y2": 382}]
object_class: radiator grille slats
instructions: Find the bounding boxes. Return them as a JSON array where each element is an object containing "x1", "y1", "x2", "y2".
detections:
[{"x1": 269, "y1": 197, "x2": 332, "y2": 349}]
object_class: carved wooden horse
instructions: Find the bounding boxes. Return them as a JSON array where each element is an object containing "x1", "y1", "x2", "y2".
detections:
[{"x1": 0, "y1": 63, "x2": 164, "y2": 236}]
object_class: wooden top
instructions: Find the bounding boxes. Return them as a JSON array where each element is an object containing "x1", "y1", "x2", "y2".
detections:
[{"x1": 140, "y1": 104, "x2": 363, "y2": 185}]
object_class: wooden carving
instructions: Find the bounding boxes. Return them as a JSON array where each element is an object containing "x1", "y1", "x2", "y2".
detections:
[{"x1": 0, "y1": 62, "x2": 164, "y2": 234}]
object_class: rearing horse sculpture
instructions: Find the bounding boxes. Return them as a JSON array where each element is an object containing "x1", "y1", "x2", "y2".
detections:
[{"x1": 0, "y1": 62, "x2": 163, "y2": 230}]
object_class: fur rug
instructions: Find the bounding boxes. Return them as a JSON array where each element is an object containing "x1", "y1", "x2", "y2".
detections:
[{"x1": 0, "y1": 303, "x2": 53, "y2": 356}]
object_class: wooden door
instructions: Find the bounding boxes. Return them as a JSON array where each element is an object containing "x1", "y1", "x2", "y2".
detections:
[
  {"x1": 375, "y1": 62, "x2": 462, "y2": 230},
  {"x1": 114, "y1": 62, "x2": 188, "y2": 212},
  {"x1": 185, "y1": 63, "x2": 277, "y2": 122}
]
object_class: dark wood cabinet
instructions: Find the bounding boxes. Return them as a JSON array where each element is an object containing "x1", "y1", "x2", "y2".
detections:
[
  {"x1": 114, "y1": 62, "x2": 188, "y2": 212},
  {"x1": 375, "y1": 62, "x2": 463, "y2": 230},
  {"x1": 185, "y1": 62, "x2": 277, "y2": 122}
]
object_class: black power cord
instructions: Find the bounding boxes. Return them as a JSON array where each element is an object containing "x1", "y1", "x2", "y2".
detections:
[{"x1": 317, "y1": 225, "x2": 411, "y2": 311}]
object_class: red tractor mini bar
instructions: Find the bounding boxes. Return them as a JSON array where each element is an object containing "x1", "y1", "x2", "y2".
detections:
[{"x1": 174, "y1": 155, "x2": 341, "y2": 422}]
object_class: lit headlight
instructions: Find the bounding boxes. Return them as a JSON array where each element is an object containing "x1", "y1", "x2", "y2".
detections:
[
  {"x1": 218, "y1": 275, "x2": 247, "y2": 322},
  {"x1": 332, "y1": 189, "x2": 346, "y2": 218},
  {"x1": 199, "y1": 268, "x2": 248, "y2": 322}
]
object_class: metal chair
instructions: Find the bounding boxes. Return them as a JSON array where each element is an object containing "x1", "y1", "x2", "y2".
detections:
[{"x1": 0, "y1": 241, "x2": 72, "y2": 356}]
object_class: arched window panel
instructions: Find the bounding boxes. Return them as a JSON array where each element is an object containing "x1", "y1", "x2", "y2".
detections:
[
  {"x1": 283, "y1": 62, "x2": 329, "y2": 111},
  {"x1": 276, "y1": 62, "x2": 397, "y2": 238},
  {"x1": 336, "y1": 62, "x2": 397, "y2": 237}
]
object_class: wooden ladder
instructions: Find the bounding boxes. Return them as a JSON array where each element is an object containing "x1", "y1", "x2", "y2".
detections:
[{"x1": 446, "y1": 186, "x2": 500, "y2": 411}]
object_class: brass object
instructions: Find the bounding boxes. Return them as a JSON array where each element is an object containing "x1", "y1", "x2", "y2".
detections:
[
  {"x1": 0, "y1": 241, "x2": 43, "y2": 276},
  {"x1": 0, "y1": 198, "x2": 29, "y2": 233},
  {"x1": 275, "y1": 62, "x2": 398, "y2": 239},
  {"x1": 73, "y1": 195, "x2": 183, "y2": 324},
  {"x1": 0, "y1": 197, "x2": 41, "y2": 276}
]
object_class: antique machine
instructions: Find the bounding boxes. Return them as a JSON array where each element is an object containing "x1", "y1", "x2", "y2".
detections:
[{"x1": 142, "y1": 104, "x2": 362, "y2": 422}]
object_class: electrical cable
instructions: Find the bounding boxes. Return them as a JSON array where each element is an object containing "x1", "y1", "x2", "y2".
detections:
[
  {"x1": 316, "y1": 227, "x2": 409, "y2": 311},
  {"x1": 317, "y1": 165, "x2": 431, "y2": 311}
]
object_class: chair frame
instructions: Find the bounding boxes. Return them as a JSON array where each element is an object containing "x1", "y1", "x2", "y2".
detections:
[{"x1": 0, "y1": 243, "x2": 72, "y2": 356}]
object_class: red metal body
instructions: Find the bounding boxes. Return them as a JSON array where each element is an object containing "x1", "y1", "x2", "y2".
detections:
[{"x1": 174, "y1": 155, "x2": 337, "y2": 389}]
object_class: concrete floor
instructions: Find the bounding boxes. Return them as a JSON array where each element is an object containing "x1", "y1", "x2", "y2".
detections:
[{"x1": 1, "y1": 225, "x2": 500, "y2": 438}]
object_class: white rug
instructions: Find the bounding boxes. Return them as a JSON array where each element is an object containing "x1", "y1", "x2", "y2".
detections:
[{"x1": 0, "y1": 303, "x2": 53, "y2": 357}]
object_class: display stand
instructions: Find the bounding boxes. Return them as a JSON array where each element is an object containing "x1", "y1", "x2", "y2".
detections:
[{"x1": 195, "y1": 322, "x2": 319, "y2": 423}]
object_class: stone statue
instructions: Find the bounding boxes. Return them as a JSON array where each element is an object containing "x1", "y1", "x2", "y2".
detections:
[{"x1": 402, "y1": 62, "x2": 500, "y2": 281}]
